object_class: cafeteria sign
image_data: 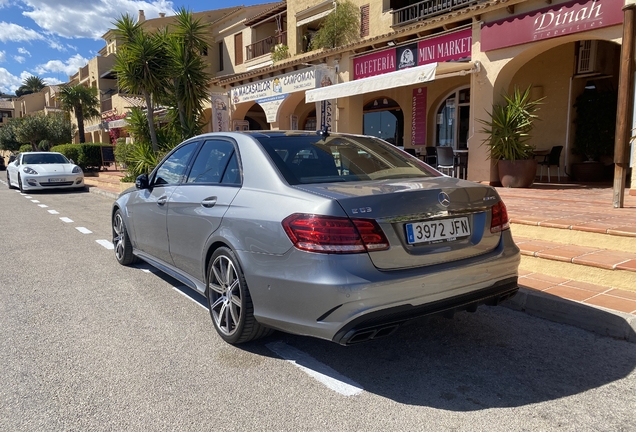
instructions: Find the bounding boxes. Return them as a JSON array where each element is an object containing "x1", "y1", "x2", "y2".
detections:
[{"x1": 231, "y1": 66, "x2": 331, "y2": 123}]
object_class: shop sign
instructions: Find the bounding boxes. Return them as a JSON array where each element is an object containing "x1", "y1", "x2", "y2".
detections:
[
  {"x1": 231, "y1": 67, "x2": 320, "y2": 105},
  {"x1": 231, "y1": 66, "x2": 333, "y2": 123},
  {"x1": 353, "y1": 28, "x2": 472, "y2": 80},
  {"x1": 411, "y1": 87, "x2": 427, "y2": 146},
  {"x1": 481, "y1": 0, "x2": 623, "y2": 52}
]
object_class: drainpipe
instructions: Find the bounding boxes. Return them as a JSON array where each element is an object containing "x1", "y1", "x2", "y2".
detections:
[{"x1": 613, "y1": 4, "x2": 636, "y2": 208}]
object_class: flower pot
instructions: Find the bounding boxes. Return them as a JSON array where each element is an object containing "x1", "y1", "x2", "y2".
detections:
[
  {"x1": 497, "y1": 159, "x2": 538, "y2": 188},
  {"x1": 570, "y1": 161, "x2": 608, "y2": 182}
]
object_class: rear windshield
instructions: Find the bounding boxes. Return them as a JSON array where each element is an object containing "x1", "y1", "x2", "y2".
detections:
[
  {"x1": 22, "y1": 153, "x2": 69, "y2": 164},
  {"x1": 256, "y1": 135, "x2": 438, "y2": 185}
]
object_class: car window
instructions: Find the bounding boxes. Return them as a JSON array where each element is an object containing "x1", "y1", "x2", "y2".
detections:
[
  {"x1": 154, "y1": 142, "x2": 197, "y2": 186},
  {"x1": 221, "y1": 152, "x2": 241, "y2": 185},
  {"x1": 257, "y1": 135, "x2": 437, "y2": 185},
  {"x1": 186, "y1": 139, "x2": 237, "y2": 184},
  {"x1": 22, "y1": 153, "x2": 69, "y2": 164}
]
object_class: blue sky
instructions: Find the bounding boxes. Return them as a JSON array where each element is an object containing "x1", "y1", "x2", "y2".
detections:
[{"x1": 0, "y1": 0, "x2": 266, "y2": 94}]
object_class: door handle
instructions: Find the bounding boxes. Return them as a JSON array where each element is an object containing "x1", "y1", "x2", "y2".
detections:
[
  {"x1": 157, "y1": 195, "x2": 168, "y2": 206},
  {"x1": 201, "y1": 197, "x2": 217, "y2": 208}
]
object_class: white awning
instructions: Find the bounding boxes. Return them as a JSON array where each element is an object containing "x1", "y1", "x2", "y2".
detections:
[{"x1": 305, "y1": 61, "x2": 479, "y2": 103}]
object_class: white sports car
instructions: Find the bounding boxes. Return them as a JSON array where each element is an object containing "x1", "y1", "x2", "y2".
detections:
[{"x1": 6, "y1": 151, "x2": 85, "y2": 192}]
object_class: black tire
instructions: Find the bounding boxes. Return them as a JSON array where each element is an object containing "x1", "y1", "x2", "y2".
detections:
[
  {"x1": 7, "y1": 172, "x2": 15, "y2": 189},
  {"x1": 112, "y1": 209, "x2": 138, "y2": 265},
  {"x1": 17, "y1": 174, "x2": 24, "y2": 193},
  {"x1": 206, "y1": 247, "x2": 272, "y2": 344}
]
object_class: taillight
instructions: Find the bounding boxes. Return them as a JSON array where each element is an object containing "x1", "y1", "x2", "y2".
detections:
[
  {"x1": 282, "y1": 213, "x2": 389, "y2": 254},
  {"x1": 490, "y1": 201, "x2": 510, "y2": 233}
]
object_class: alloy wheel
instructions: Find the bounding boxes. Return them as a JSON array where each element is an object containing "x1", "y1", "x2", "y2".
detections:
[
  {"x1": 113, "y1": 213, "x2": 126, "y2": 262},
  {"x1": 208, "y1": 255, "x2": 242, "y2": 337}
]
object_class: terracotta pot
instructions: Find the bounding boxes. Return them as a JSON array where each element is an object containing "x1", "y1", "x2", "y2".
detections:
[{"x1": 497, "y1": 159, "x2": 538, "y2": 188}]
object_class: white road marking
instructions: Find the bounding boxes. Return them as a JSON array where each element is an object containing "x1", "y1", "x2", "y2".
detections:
[
  {"x1": 24, "y1": 196, "x2": 32, "y2": 199},
  {"x1": 172, "y1": 287, "x2": 208, "y2": 310},
  {"x1": 31, "y1": 199, "x2": 40, "y2": 203},
  {"x1": 75, "y1": 227, "x2": 92, "y2": 234},
  {"x1": 60, "y1": 217, "x2": 73, "y2": 223},
  {"x1": 38, "y1": 204, "x2": 48, "y2": 208},
  {"x1": 96, "y1": 239, "x2": 114, "y2": 249},
  {"x1": 48, "y1": 210, "x2": 60, "y2": 214},
  {"x1": 266, "y1": 341, "x2": 364, "y2": 396}
]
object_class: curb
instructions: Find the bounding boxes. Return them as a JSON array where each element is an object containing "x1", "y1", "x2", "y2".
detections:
[
  {"x1": 504, "y1": 287, "x2": 636, "y2": 344},
  {"x1": 88, "y1": 186, "x2": 119, "y2": 200}
]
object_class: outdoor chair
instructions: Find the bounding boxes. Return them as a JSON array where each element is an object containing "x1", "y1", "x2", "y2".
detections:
[
  {"x1": 538, "y1": 145, "x2": 563, "y2": 182},
  {"x1": 424, "y1": 147, "x2": 437, "y2": 166},
  {"x1": 435, "y1": 146, "x2": 455, "y2": 177}
]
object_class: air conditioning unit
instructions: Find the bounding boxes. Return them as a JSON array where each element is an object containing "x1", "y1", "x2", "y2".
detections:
[
  {"x1": 576, "y1": 40, "x2": 618, "y2": 75},
  {"x1": 577, "y1": 40, "x2": 597, "y2": 74}
]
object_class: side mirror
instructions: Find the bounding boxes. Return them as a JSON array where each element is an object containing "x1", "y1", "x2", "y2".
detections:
[
  {"x1": 69, "y1": 159, "x2": 75, "y2": 164},
  {"x1": 135, "y1": 174, "x2": 149, "y2": 189}
]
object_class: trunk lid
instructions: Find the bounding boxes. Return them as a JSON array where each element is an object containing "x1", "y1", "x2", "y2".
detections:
[{"x1": 295, "y1": 177, "x2": 502, "y2": 270}]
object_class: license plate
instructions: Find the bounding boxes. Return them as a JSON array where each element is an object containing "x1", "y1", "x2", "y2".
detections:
[
  {"x1": 405, "y1": 217, "x2": 470, "y2": 245},
  {"x1": 48, "y1": 178, "x2": 65, "y2": 183}
]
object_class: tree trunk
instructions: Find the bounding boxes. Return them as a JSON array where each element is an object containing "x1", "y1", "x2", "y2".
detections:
[
  {"x1": 76, "y1": 105, "x2": 85, "y2": 144},
  {"x1": 144, "y1": 91, "x2": 159, "y2": 152}
]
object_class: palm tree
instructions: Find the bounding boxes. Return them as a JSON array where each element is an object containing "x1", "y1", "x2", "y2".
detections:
[
  {"x1": 16, "y1": 75, "x2": 46, "y2": 96},
  {"x1": 58, "y1": 84, "x2": 100, "y2": 144},
  {"x1": 165, "y1": 8, "x2": 211, "y2": 139},
  {"x1": 112, "y1": 14, "x2": 171, "y2": 152}
]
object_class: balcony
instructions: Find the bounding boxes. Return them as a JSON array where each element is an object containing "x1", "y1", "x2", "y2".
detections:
[
  {"x1": 392, "y1": 0, "x2": 479, "y2": 27},
  {"x1": 246, "y1": 31, "x2": 287, "y2": 61}
]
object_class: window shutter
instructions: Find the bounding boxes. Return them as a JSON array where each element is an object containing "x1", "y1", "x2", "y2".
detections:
[
  {"x1": 360, "y1": 5, "x2": 370, "y2": 38},
  {"x1": 235, "y1": 33, "x2": 243, "y2": 65}
]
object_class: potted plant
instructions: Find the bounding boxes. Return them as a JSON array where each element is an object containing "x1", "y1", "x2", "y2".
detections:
[
  {"x1": 480, "y1": 85, "x2": 544, "y2": 188},
  {"x1": 570, "y1": 89, "x2": 616, "y2": 181}
]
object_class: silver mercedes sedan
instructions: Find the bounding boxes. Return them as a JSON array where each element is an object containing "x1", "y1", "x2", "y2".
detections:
[{"x1": 112, "y1": 131, "x2": 519, "y2": 345}]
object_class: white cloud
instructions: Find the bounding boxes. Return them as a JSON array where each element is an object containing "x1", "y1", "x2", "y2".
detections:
[
  {"x1": 22, "y1": 0, "x2": 177, "y2": 40},
  {"x1": 0, "y1": 68, "x2": 23, "y2": 94},
  {"x1": 0, "y1": 22, "x2": 45, "y2": 42},
  {"x1": 18, "y1": 47, "x2": 31, "y2": 56},
  {"x1": 14, "y1": 56, "x2": 26, "y2": 63},
  {"x1": 0, "y1": 51, "x2": 6, "y2": 63},
  {"x1": 34, "y1": 53, "x2": 89, "y2": 77}
]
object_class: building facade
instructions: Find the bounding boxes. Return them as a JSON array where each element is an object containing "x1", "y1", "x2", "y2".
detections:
[{"x1": 215, "y1": 0, "x2": 635, "y2": 191}]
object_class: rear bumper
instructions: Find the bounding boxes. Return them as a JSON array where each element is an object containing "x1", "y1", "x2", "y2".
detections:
[
  {"x1": 332, "y1": 277, "x2": 518, "y2": 345},
  {"x1": 237, "y1": 230, "x2": 520, "y2": 343}
]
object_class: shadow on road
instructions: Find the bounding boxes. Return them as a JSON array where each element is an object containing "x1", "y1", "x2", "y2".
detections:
[{"x1": 139, "y1": 261, "x2": 636, "y2": 411}]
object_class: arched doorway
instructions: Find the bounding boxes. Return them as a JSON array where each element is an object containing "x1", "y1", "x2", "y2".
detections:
[
  {"x1": 435, "y1": 86, "x2": 470, "y2": 150},
  {"x1": 363, "y1": 97, "x2": 403, "y2": 146},
  {"x1": 243, "y1": 103, "x2": 269, "y2": 130}
]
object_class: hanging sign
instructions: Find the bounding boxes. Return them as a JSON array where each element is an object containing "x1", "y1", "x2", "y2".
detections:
[
  {"x1": 411, "y1": 87, "x2": 427, "y2": 146},
  {"x1": 211, "y1": 93, "x2": 229, "y2": 132}
]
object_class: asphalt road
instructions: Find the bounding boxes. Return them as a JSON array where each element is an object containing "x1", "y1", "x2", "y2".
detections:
[{"x1": 1, "y1": 181, "x2": 635, "y2": 431}]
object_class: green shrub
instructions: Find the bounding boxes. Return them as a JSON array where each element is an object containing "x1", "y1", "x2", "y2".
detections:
[
  {"x1": 50, "y1": 144, "x2": 81, "y2": 164},
  {"x1": 50, "y1": 143, "x2": 112, "y2": 169},
  {"x1": 114, "y1": 139, "x2": 132, "y2": 168},
  {"x1": 19, "y1": 144, "x2": 32, "y2": 153}
]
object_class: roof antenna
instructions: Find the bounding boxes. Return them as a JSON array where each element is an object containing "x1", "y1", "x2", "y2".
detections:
[{"x1": 316, "y1": 125, "x2": 330, "y2": 140}]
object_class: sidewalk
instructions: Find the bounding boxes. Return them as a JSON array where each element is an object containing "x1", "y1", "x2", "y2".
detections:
[
  {"x1": 496, "y1": 182, "x2": 636, "y2": 343},
  {"x1": 87, "y1": 175, "x2": 636, "y2": 343}
]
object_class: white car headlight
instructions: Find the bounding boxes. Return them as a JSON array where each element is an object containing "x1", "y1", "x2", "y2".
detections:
[
  {"x1": 23, "y1": 167, "x2": 38, "y2": 175},
  {"x1": 72, "y1": 166, "x2": 82, "y2": 174}
]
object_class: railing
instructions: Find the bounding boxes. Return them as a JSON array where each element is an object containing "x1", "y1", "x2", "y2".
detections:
[
  {"x1": 392, "y1": 0, "x2": 478, "y2": 26},
  {"x1": 79, "y1": 65, "x2": 90, "y2": 81},
  {"x1": 246, "y1": 31, "x2": 287, "y2": 61}
]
